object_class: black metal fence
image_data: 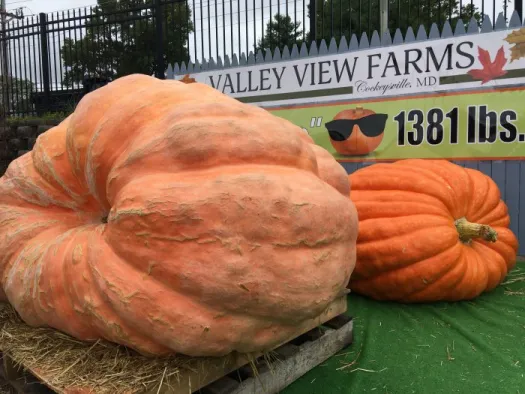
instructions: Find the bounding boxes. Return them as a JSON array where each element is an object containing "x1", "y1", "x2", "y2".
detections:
[{"x1": 0, "y1": 0, "x2": 521, "y2": 117}]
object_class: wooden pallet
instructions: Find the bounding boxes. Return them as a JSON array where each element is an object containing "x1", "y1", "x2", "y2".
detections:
[
  {"x1": 198, "y1": 314, "x2": 353, "y2": 394},
  {"x1": 0, "y1": 296, "x2": 353, "y2": 394}
]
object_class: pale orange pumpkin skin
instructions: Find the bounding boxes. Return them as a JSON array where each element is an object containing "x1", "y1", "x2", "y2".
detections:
[
  {"x1": 0, "y1": 74, "x2": 358, "y2": 356},
  {"x1": 348, "y1": 159, "x2": 518, "y2": 303}
]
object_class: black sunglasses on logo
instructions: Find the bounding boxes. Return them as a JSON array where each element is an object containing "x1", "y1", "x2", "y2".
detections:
[{"x1": 325, "y1": 114, "x2": 389, "y2": 141}]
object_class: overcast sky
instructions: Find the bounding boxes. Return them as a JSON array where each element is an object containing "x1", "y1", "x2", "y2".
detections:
[
  {"x1": 9, "y1": 0, "x2": 507, "y2": 21},
  {"x1": 6, "y1": 0, "x2": 95, "y2": 15},
  {"x1": 5, "y1": 0, "x2": 510, "y2": 90}
]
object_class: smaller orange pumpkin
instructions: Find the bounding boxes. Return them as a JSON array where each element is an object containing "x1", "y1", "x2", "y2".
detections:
[
  {"x1": 179, "y1": 74, "x2": 197, "y2": 84},
  {"x1": 325, "y1": 106, "x2": 387, "y2": 156}
]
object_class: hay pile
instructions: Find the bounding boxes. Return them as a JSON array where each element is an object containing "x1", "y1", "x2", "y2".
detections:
[{"x1": 0, "y1": 303, "x2": 220, "y2": 394}]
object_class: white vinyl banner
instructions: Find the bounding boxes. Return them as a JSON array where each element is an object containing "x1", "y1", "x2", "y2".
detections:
[{"x1": 171, "y1": 28, "x2": 525, "y2": 108}]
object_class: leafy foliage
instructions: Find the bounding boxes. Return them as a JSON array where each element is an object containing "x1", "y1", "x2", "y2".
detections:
[
  {"x1": 256, "y1": 0, "x2": 481, "y2": 54},
  {"x1": 255, "y1": 14, "x2": 304, "y2": 54},
  {"x1": 0, "y1": 77, "x2": 35, "y2": 118},
  {"x1": 61, "y1": 0, "x2": 194, "y2": 87},
  {"x1": 307, "y1": 0, "x2": 482, "y2": 44}
]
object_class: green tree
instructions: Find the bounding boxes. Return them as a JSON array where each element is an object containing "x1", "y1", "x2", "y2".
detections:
[
  {"x1": 60, "y1": 0, "x2": 194, "y2": 87},
  {"x1": 307, "y1": 0, "x2": 482, "y2": 44},
  {"x1": 255, "y1": 14, "x2": 304, "y2": 55},
  {"x1": 0, "y1": 77, "x2": 35, "y2": 117}
]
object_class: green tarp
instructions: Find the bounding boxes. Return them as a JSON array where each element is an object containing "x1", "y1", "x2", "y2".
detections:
[{"x1": 284, "y1": 262, "x2": 525, "y2": 394}]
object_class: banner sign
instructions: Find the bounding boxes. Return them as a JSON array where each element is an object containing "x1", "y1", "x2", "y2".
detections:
[
  {"x1": 176, "y1": 27, "x2": 525, "y2": 161},
  {"x1": 270, "y1": 87, "x2": 524, "y2": 161}
]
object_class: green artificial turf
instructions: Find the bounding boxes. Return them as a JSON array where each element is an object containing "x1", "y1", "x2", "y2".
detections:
[{"x1": 283, "y1": 262, "x2": 525, "y2": 394}]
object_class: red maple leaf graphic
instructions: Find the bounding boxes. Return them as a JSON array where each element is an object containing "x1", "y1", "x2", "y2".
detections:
[{"x1": 467, "y1": 46, "x2": 508, "y2": 84}]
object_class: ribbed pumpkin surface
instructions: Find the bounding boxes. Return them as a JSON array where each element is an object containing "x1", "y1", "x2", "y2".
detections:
[
  {"x1": 348, "y1": 159, "x2": 518, "y2": 303},
  {"x1": 0, "y1": 74, "x2": 358, "y2": 356}
]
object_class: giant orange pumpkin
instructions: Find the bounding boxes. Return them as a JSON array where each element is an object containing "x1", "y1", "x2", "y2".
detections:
[
  {"x1": 0, "y1": 74, "x2": 358, "y2": 357},
  {"x1": 326, "y1": 106, "x2": 387, "y2": 156},
  {"x1": 348, "y1": 159, "x2": 518, "y2": 303}
]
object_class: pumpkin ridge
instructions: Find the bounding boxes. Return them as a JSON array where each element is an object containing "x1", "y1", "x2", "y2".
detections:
[
  {"x1": 357, "y1": 163, "x2": 453, "y2": 188},
  {"x1": 351, "y1": 186, "x2": 451, "y2": 207},
  {"x1": 357, "y1": 223, "x2": 456, "y2": 249},
  {"x1": 355, "y1": 225, "x2": 458, "y2": 278},
  {"x1": 87, "y1": 236, "x2": 311, "y2": 355},
  {"x1": 447, "y1": 249, "x2": 480, "y2": 299},
  {"x1": 65, "y1": 227, "x2": 175, "y2": 354},
  {"x1": 404, "y1": 246, "x2": 472, "y2": 301},
  {"x1": 487, "y1": 227, "x2": 519, "y2": 251},
  {"x1": 473, "y1": 201, "x2": 510, "y2": 227},
  {"x1": 4, "y1": 226, "x2": 70, "y2": 308},
  {"x1": 407, "y1": 244, "x2": 467, "y2": 298},
  {"x1": 354, "y1": 204, "x2": 451, "y2": 221},
  {"x1": 354, "y1": 240, "x2": 462, "y2": 283},
  {"x1": 353, "y1": 166, "x2": 458, "y2": 211},
  {"x1": 36, "y1": 148, "x2": 84, "y2": 201},
  {"x1": 105, "y1": 141, "x2": 320, "y2": 206},
  {"x1": 356, "y1": 214, "x2": 453, "y2": 242},
  {"x1": 470, "y1": 227, "x2": 518, "y2": 270},
  {"x1": 470, "y1": 242, "x2": 507, "y2": 291},
  {"x1": 455, "y1": 248, "x2": 486, "y2": 299},
  {"x1": 34, "y1": 228, "x2": 86, "y2": 322},
  {"x1": 32, "y1": 120, "x2": 98, "y2": 210},
  {"x1": 0, "y1": 218, "x2": 63, "y2": 282},
  {"x1": 33, "y1": 126, "x2": 85, "y2": 198},
  {"x1": 464, "y1": 168, "x2": 501, "y2": 222},
  {"x1": 9, "y1": 144, "x2": 99, "y2": 214},
  {"x1": 118, "y1": 118, "x2": 316, "y2": 166},
  {"x1": 101, "y1": 222, "x2": 352, "y2": 317},
  {"x1": 65, "y1": 77, "x2": 158, "y2": 180},
  {"x1": 402, "y1": 250, "x2": 470, "y2": 302},
  {"x1": 106, "y1": 163, "x2": 338, "y2": 214},
  {"x1": 405, "y1": 161, "x2": 472, "y2": 218},
  {"x1": 82, "y1": 96, "x2": 195, "y2": 210},
  {"x1": 7, "y1": 168, "x2": 81, "y2": 210}
]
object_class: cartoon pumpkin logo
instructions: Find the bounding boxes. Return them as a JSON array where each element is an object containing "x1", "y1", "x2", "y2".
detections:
[{"x1": 325, "y1": 106, "x2": 388, "y2": 156}]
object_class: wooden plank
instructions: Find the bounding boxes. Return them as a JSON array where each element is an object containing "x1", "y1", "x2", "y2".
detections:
[
  {"x1": 340, "y1": 162, "x2": 359, "y2": 175},
  {"x1": 0, "y1": 354, "x2": 53, "y2": 394},
  {"x1": 201, "y1": 376, "x2": 241, "y2": 394},
  {"x1": 491, "y1": 161, "x2": 506, "y2": 201},
  {"x1": 463, "y1": 160, "x2": 478, "y2": 170},
  {"x1": 220, "y1": 318, "x2": 354, "y2": 394},
  {"x1": 2, "y1": 353, "x2": 20, "y2": 382},
  {"x1": 147, "y1": 295, "x2": 348, "y2": 394},
  {"x1": 505, "y1": 161, "x2": 521, "y2": 242},
  {"x1": 478, "y1": 160, "x2": 492, "y2": 177},
  {"x1": 520, "y1": 161, "x2": 525, "y2": 256}
]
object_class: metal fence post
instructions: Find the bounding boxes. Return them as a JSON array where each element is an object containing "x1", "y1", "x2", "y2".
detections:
[
  {"x1": 154, "y1": 0, "x2": 165, "y2": 79},
  {"x1": 309, "y1": 0, "x2": 316, "y2": 43},
  {"x1": 516, "y1": 0, "x2": 523, "y2": 22},
  {"x1": 379, "y1": 0, "x2": 389, "y2": 36},
  {"x1": 39, "y1": 13, "x2": 51, "y2": 112}
]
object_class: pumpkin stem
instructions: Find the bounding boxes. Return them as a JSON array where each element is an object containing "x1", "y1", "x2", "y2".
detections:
[{"x1": 454, "y1": 217, "x2": 498, "y2": 244}]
